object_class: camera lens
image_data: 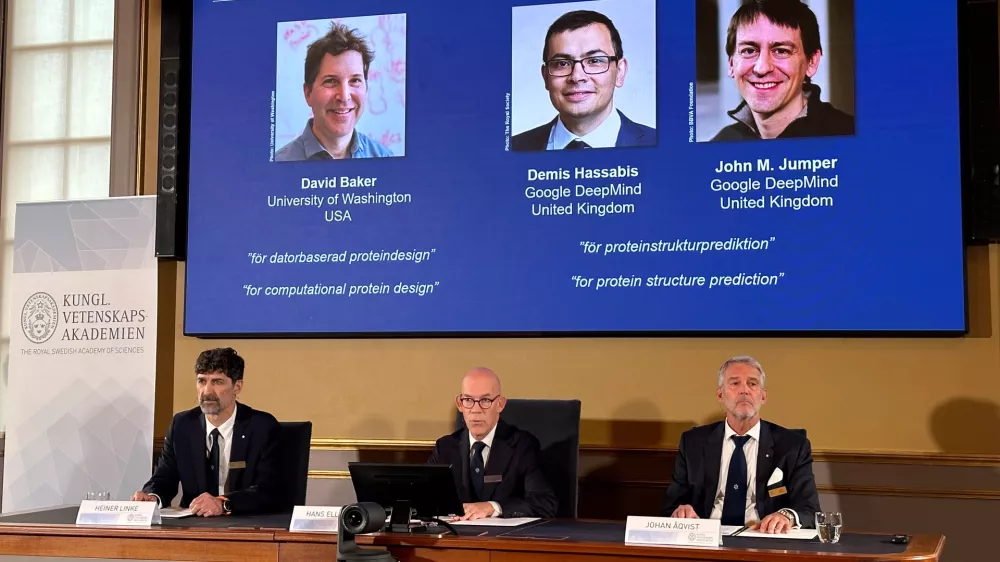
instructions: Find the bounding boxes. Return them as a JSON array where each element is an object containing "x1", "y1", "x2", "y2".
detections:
[{"x1": 340, "y1": 503, "x2": 387, "y2": 535}]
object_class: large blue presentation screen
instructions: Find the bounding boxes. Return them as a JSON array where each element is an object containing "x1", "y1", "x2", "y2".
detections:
[{"x1": 184, "y1": 0, "x2": 966, "y2": 335}]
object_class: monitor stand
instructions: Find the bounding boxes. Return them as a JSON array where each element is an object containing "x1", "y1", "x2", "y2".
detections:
[
  {"x1": 388, "y1": 500, "x2": 412, "y2": 533},
  {"x1": 387, "y1": 501, "x2": 458, "y2": 536}
]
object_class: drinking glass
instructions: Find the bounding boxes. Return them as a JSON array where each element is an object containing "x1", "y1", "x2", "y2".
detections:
[
  {"x1": 815, "y1": 512, "x2": 842, "y2": 544},
  {"x1": 86, "y1": 491, "x2": 110, "y2": 502}
]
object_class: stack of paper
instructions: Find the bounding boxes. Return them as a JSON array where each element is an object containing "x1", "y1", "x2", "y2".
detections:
[{"x1": 159, "y1": 507, "x2": 194, "y2": 519}]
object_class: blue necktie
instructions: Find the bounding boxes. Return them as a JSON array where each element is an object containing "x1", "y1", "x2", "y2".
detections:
[
  {"x1": 722, "y1": 435, "x2": 751, "y2": 526},
  {"x1": 566, "y1": 139, "x2": 591, "y2": 149},
  {"x1": 470, "y1": 441, "x2": 487, "y2": 500}
]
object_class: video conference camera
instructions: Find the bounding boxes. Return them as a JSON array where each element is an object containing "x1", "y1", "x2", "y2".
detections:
[{"x1": 337, "y1": 502, "x2": 397, "y2": 562}]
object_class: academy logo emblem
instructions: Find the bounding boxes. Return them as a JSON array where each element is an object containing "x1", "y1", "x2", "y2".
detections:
[{"x1": 21, "y1": 292, "x2": 58, "y2": 344}]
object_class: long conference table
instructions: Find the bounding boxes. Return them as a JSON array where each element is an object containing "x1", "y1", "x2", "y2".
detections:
[{"x1": 0, "y1": 507, "x2": 944, "y2": 561}]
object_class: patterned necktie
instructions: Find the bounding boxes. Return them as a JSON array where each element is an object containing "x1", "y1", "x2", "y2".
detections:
[
  {"x1": 721, "y1": 435, "x2": 751, "y2": 526},
  {"x1": 207, "y1": 428, "x2": 220, "y2": 496},
  {"x1": 565, "y1": 139, "x2": 591, "y2": 149},
  {"x1": 470, "y1": 441, "x2": 487, "y2": 500}
]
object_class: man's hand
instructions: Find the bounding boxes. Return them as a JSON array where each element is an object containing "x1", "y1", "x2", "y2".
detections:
[
  {"x1": 131, "y1": 491, "x2": 157, "y2": 502},
  {"x1": 189, "y1": 493, "x2": 224, "y2": 517},
  {"x1": 671, "y1": 505, "x2": 700, "y2": 519},
  {"x1": 458, "y1": 502, "x2": 497, "y2": 521},
  {"x1": 753, "y1": 511, "x2": 792, "y2": 534}
]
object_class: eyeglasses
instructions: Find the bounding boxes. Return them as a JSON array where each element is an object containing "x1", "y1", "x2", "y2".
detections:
[
  {"x1": 545, "y1": 56, "x2": 619, "y2": 77},
  {"x1": 459, "y1": 396, "x2": 500, "y2": 409}
]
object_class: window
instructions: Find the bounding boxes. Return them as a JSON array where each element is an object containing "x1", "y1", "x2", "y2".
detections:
[{"x1": 0, "y1": 0, "x2": 117, "y2": 431}]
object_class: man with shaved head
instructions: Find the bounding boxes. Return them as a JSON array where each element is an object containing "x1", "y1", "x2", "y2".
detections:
[{"x1": 428, "y1": 368, "x2": 557, "y2": 520}]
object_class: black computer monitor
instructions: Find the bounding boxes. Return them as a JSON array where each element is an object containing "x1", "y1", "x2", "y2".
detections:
[{"x1": 348, "y1": 462, "x2": 465, "y2": 532}]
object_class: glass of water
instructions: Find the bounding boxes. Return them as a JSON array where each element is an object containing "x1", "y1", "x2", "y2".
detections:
[
  {"x1": 86, "y1": 491, "x2": 110, "y2": 502},
  {"x1": 815, "y1": 512, "x2": 843, "y2": 544}
]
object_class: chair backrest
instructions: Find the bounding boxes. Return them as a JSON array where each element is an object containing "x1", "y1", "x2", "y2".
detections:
[
  {"x1": 276, "y1": 421, "x2": 312, "y2": 509},
  {"x1": 455, "y1": 399, "x2": 581, "y2": 518}
]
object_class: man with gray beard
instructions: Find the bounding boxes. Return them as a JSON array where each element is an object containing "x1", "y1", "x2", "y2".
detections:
[
  {"x1": 661, "y1": 356, "x2": 820, "y2": 532},
  {"x1": 132, "y1": 348, "x2": 282, "y2": 516}
]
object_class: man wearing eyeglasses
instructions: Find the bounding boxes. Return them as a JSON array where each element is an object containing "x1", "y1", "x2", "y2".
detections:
[
  {"x1": 511, "y1": 10, "x2": 655, "y2": 151},
  {"x1": 428, "y1": 368, "x2": 557, "y2": 520}
]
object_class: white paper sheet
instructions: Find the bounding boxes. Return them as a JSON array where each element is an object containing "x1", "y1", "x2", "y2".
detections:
[
  {"x1": 159, "y1": 507, "x2": 194, "y2": 519},
  {"x1": 448, "y1": 517, "x2": 540, "y2": 527},
  {"x1": 736, "y1": 528, "x2": 818, "y2": 540},
  {"x1": 721, "y1": 525, "x2": 744, "y2": 536}
]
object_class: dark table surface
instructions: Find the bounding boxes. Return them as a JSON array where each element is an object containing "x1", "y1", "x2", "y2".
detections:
[
  {"x1": 0, "y1": 505, "x2": 293, "y2": 530},
  {"x1": 451, "y1": 520, "x2": 908, "y2": 555},
  {"x1": 0, "y1": 507, "x2": 910, "y2": 555}
]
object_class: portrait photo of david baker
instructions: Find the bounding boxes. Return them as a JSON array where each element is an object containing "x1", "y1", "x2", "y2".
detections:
[
  {"x1": 695, "y1": 0, "x2": 855, "y2": 142},
  {"x1": 511, "y1": 1, "x2": 657, "y2": 152},
  {"x1": 274, "y1": 18, "x2": 405, "y2": 161}
]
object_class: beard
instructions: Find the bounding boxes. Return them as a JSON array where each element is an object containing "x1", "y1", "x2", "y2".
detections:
[
  {"x1": 731, "y1": 400, "x2": 759, "y2": 420},
  {"x1": 199, "y1": 397, "x2": 221, "y2": 415}
]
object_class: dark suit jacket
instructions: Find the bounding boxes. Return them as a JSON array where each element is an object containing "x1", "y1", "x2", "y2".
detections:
[
  {"x1": 142, "y1": 403, "x2": 282, "y2": 514},
  {"x1": 661, "y1": 420, "x2": 821, "y2": 527},
  {"x1": 428, "y1": 419, "x2": 558, "y2": 518},
  {"x1": 511, "y1": 109, "x2": 656, "y2": 151}
]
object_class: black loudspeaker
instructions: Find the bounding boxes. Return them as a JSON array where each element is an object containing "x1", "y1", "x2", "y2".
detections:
[
  {"x1": 155, "y1": 1, "x2": 192, "y2": 259},
  {"x1": 963, "y1": 0, "x2": 1000, "y2": 243}
]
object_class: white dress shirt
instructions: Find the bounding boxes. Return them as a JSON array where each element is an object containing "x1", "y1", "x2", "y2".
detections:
[
  {"x1": 709, "y1": 420, "x2": 761, "y2": 525},
  {"x1": 469, "y1": 423, "x2": 501, "y2": 517},
  {"x1": 149, "y1": 404, "x2": 238, "y2": 507},
  {"x1": 707, "y1": 421, "x2": 800, "y2": 528},
  {"x1": 546, "y1": 105, "x2": 622, "y2": 149},
  {"x1": 207, "y1": 403, "x2": 238, "y2": 495}
]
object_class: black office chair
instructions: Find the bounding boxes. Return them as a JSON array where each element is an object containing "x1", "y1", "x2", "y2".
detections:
[
  {"x1": 455, "y1": 398, "x2": 581, "y2": 518},
  {"x1": 275, "y1": 421, "x2": 313, "y2": 509}
]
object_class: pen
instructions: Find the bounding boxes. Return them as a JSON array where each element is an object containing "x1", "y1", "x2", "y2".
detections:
[{"x1": 732, "y1": 525, "x2": 749, "y2": 536}]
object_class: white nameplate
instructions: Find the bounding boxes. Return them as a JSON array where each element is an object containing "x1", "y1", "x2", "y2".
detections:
[
  {"x1": 76, "y1": 501, "x2": 161, "y2": 526},
  {"x1": 289, "y1": 505, "x2": 341, "y2": 532},
  {"x1": 625, "y1": 516, "x2": 721, "y2": 548}
]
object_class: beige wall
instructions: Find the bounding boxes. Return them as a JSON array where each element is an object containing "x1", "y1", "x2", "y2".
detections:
[{"x1": 156, "y1": 245, "x2": 1000, "y2": 456}]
